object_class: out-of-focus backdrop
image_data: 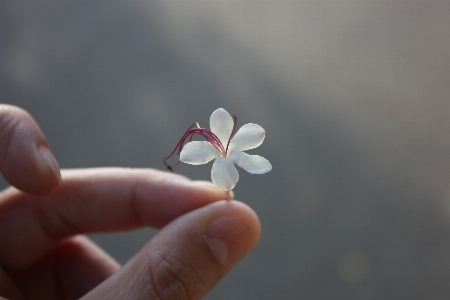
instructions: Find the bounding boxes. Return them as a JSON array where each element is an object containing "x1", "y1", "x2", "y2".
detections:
[{"x1": 2, "y1": 1, "x2": 450, "y2": 299}]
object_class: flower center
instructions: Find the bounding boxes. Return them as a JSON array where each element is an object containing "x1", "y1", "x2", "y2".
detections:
[{"x1": 164, "y1": 115, "x2": 237, "y2": 171}]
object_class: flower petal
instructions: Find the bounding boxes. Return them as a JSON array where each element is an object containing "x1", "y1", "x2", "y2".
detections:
[
  {"x1": 180, "y1": 141, "x2": 220, "y2": 165},
  {"x1": 211, "y1": 157, "x2": 239, "y2": 191},
  {"x1": 210, "y1": 108, "x2": 234, "y2": 147},
  {"x1": 229, "y1": 123, "x2": 265, "y2": 152},
  {"x1": 233, "y1": 151, "x2": 272, "y2": 174}
]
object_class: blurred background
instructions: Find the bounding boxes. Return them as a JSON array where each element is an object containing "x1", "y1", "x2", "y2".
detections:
[{"x1": 1, "y1": 0, "x2": 450, "y2": 299}]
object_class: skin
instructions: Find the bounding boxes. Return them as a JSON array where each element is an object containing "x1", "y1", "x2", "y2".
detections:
[{"x1": 0, "y1": 105, "x2": 261, "y2": 300}]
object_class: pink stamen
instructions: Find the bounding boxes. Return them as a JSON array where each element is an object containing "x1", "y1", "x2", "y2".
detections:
[
  {"x1": 226, "y1": 115, "x2": 237, "y2": 154},
  {"x1": 164, "y1": 115, "x2": 237, "y2": 172}
]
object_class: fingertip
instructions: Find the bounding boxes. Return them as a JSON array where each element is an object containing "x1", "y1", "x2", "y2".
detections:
[
  {"x1": 192, "y1": 181, "x2": 234, "y2": 200},
  {"x1": 0, "y1": 105, "x2": 61, "y2": 194},
  {"x1": 3, "y1": 142, "x2": 61, "y2": 196},
  {"x1": 37, "y1": 145, "x2": 61, "y2": 180},
  {"x1": 36, "y1": 145, "x2": 61, "y2": 190},
  {"x1": 204, "y1": 200, "x2": 261, "y2": 265}
]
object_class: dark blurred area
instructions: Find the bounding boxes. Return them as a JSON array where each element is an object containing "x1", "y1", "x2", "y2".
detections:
[{"x1": 2, "y1": 1, "x2": 450, "y2": 299}]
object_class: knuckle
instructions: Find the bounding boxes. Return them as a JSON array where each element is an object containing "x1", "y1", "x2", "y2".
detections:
[{"x1": 146, "y1": 250, "x2": 202, "y2": 300}]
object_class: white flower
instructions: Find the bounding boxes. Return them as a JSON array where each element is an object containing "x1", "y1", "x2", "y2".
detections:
[{"x1": 176, "y1": 108, "x2": 272, "y2": 190}]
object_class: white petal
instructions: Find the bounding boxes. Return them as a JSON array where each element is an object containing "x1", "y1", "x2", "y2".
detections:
[
  {"x1": 180, "y1": 141, "x2": 220, "y2": 165},
  {"x1": 229, "y1": 123, "x2": 265, "y2": 152},
  {"x1": 233, "y1": 151, "x2": 272, "y2": 174},
  {"x1": 210, "y1": 108, "x2": 234, "y2": 147},
  {"x1": 211, "y1": 157, "x2": 239, "y2": 191}
]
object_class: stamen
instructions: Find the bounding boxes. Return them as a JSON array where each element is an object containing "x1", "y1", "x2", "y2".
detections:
[
  {"x1": 225, "y1": 115, "x2": 237, "y2": 154},
  {"x1": 164, "y1": 115, "x2": 238, "y2": 171}
]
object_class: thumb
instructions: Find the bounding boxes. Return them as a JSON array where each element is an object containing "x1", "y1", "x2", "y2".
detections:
[
  {"x1": 0, "y1": 105, "x2": 61, "y2": 194},
  {"x1": 82, "y1": 200, "x2": 260, "y2": 300}
]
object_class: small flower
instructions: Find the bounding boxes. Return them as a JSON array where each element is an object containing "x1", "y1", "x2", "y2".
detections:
[{"x1": 164, "y1": 108, "x2": 272, "y2": 190}]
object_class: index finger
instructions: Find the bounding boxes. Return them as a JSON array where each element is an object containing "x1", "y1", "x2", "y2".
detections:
[{"x1": 0, "y1": 168, "x2": 232, "y2": 271}]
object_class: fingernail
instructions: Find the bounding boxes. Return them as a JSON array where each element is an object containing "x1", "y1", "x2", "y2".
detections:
[
  {"x1": 204, "y1": 216, "x2": 250, "y2": 265},
  {"x1": 194, "y1": 181, "x2": 235, "y2": 200},
  {"x1": 226, "y1": 190, "x2": 235, "y2": 200},
  {"x1": 38, "y1": 145, "x2": 61, "y2": 179},
  {"x1": 194, "y1": 181, "x2": 234, "y2": 200}
]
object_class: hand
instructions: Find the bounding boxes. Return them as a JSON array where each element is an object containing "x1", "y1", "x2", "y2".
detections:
[{"x1": 0, "y1": 105, "x2": 261, "y2": 300}]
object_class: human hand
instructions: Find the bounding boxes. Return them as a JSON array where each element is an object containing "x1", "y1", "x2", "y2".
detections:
[{"x1": 0, "y1": 105, "x2": 261, "y2": 300}]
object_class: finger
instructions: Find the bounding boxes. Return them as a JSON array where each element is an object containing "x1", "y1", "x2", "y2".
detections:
[
  {"x1": 0, "y1": 105, "x2": 61, "y2": 195},
  {"x1": 83, "y1": 200, "x2": 260, "y2": 300},
  {"x1": 56, "y1": 236, "x2": 120, "y2": 299},
  {"x1": 0, "y1": 267, "x2": 23, "y2": 300},
  {"x1": 10, "y1": 235, "x2": 120, "y2": 300},
  {"x1": 0, "y1": 168, "x2": 233, "y2": 270}
]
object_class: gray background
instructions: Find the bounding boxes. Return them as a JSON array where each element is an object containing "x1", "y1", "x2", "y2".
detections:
[{"x1": 2, "y1": 1, "x2": 450, "y2": 299}]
